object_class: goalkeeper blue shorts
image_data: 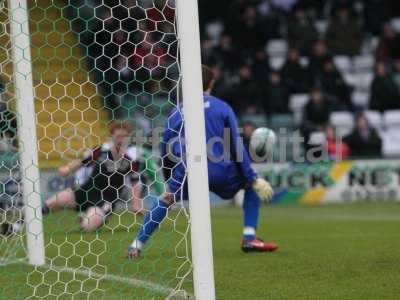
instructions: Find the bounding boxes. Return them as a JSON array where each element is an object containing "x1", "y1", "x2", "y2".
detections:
[{"x1": 168, "y1": 161, "x2": 247, "y2": 200}]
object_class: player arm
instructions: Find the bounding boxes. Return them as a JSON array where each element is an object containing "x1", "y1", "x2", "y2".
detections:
[
  {"x1": 59, "y1": 147, "x2": 101, "y2": 177},
  {"x1": 226, "y1": 107, "x2": 258, "y2": 184},
  {"x1": 58, "y1": 159, "x2": 82, "y2": 177}
]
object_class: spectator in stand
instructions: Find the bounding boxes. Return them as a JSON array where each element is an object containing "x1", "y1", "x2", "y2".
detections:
[
  {"x1": 227, "y1": 5, "x2": 269, "y2": 55},
  {"x1": 213, "y1": 34, "x2": 240, "y2": 72},
  {"x1": 325, "y1": 125, "x2": 350, "y2": 160},
  {"x1": 303, "y1": 88, "x2": 331, "y2": 128},
  {"x1": 376, "y1": 23, "x2": 400, "y2": 62},
  {"x1": 252, "y1": 49, "x2": 271, "y2": 84},
  {"x1": 319, "y1": 57, "x2": 353, "y2": 110},
  {"x1": 344, "y1": 112, "x2": 382, "y2": 158},
  {"x1": 230, "y1": 65, "x2": 261, "y2": 113},
  {"x1": 301, "y1": 87, "x2": 332, "y2": 145},
  {"x1": 281, "y1": 48, "x2": 311, "y2": 94},
  {"x1": 326, "y1": 5, "x2": 362, "y2": 56},
  {"x1": 287, "y1": 5, "x2": 318, "y2": 56},
  {"x1": 265, "y1": 71, "x2": 290, "y2": 114},
  {"x1": 309, "y1": 40, "x2": 332, "y2": 80},
  {"x1": 369, "y1": 62, "x2": 400, "y2": 112}
]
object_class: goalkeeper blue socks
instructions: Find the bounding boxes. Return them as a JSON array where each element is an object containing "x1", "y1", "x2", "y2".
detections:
[
  {"x1": 135, "y1": 198, "x2": 170, "y2": 247},
  {"x1": 242, "y1": 188, "x2": 261, "y2": 241}
]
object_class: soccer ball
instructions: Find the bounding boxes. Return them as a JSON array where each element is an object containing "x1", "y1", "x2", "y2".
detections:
[{"x1": 249, "y1": 127, "x2": 277, "y2": 157}]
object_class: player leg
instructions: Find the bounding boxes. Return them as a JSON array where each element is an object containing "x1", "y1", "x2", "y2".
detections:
[
  {"x1": 240, "y1": 187, "x2": 278, "y2": 252},
  {"x1": 127, "y1": 192, "x2": 175, "y2": 258},
  {"x1": 131, "y1": 181, "x2": 144, "y2": 215},
  {"x1": 209, "y1": 165, "x2": 277, "y2": 252},
  {"x1": 127, "y1": 165, "x2": 184, "y2": 258},
  {"x1": 79, "y1": 205, "x2": 107, "y2": 232},
  {"x1": 78, "y1": 188, "x2": 115, "y2": 232},
  {"x1": 43, "y1": 188, "x2": 77, "y2": 214}
]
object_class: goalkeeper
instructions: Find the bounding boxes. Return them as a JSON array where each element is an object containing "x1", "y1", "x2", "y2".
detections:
[{"x1": 127, "y1": 66, "x2": 278, "y2": 257}]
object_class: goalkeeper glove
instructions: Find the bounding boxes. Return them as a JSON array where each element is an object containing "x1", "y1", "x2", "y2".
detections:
[{"x1": 252, "y1": 178, "x2": 273, "y2": 202}]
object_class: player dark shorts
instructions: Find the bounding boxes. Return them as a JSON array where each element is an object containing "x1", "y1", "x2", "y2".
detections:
[{"x1": 73, "y1": 181, "x2": 128, "y2": 212}]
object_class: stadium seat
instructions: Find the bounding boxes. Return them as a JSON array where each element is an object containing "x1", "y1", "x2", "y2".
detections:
[
  {"x1": 353, "y1": 55, "x2": 375, "y2": 72},
  {"x1": 314, "y1": 20, "x2": 328, "y2": 35},
  {"x1": 289, "y1": 94, "x2": 308, "y2": 112},
  {"x1": 343, "y1": 73, "x2": 358, "y2": 87},
  {"x1": 383, "y1": 110, "x2": 400, "y2": 128},
  {"x1": 205, "y1": 21, "x2": 224, "y2": 43},
  {"x1": 300, "y1": 57, "x2": 309, "y2": 67},
  {"x1": 330, "y1": 111, "x2": 354, "y2": 137},
  {"x1": 360, "y1": 37, "x2": 379, "y2": 54},
  {"x1": 333, "y1": 56, "x2": 352, "y2": 73},
  {"x1": 364, "y1": 110, "x2": 382, "y2": 130},
  {"x1": 269, "y1": 56, "x2": 285, "y2": 70},
  {"x1": 289, "y1": 94, "x2": 308, "y2": 124},
  {"x1": 351, "y1": 91, "x2": 370, "y2": 108},
  {"x1": 241, "y1": 114, "x2": 268, "y2": 128},
  {"x1": 266, "y1": 39, "x2": 288, "y2": 56},
  {"x1": 391, "y1": 17, "x2": 400, "y2": 32},
  {"x1": 382, "y1": 129, "x2": 400, "y2": 157},
  {"x1": 269, "y1": 114, "x2": 295, "y2": 131},
  {"x1": 345, "y1": 72, "x2": 374, "y2": 91}
]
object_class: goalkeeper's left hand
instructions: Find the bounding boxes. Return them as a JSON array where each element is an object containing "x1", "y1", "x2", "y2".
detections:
[{"x1": 252, "y1": 178, "x2": 273, "y2": 202}]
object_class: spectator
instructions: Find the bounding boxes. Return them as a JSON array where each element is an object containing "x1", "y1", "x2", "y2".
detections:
[
  {"x1": 301, "y1": 88, "x2": 332, "y2": 145},
  {"x1": 319, "y1": 57, "x2": 353, "y2": 110},
  {"x1": 309, "y1": 40, "x2": 332, "y2": 80},
  {"x1": 252, "y1": 49, "x2": 271, "y2": 84},
  {"x1": 325, "y1": 125, "x2": 350, "y2": 160},
  {"x1": 227, "y1": 5, "x2": 268, "y2": 54},
  {"x1": 344, "y1": 113, "x2": 382, "y2": 158},
  {"x1": 376, "y1": 23, "x2": 400, "y2": 62},
  {"x1": 369, "y1": 62, "x2": 400, "y2": 112},
  {"x1": 287, "y1": 6, "x2": 318, "y2": 55},
  {"x1": 213, "y1": 34, "x2": 240, "y2": 72},
  {"x1": 230, "y1": 65, "x2": 261, "y2": 113},
  {"x1": 303, "y1": 88, "x2": 331, "y2": 128},
  {"x1": 281, "y1": 48, "x2": 311, "y2": 94},
  {"x1": 265, "y1": 71, "x2": 290, "y2": 114},
  {"x1": 326, "y1": 6, "x2": 362, "y2": 56}
]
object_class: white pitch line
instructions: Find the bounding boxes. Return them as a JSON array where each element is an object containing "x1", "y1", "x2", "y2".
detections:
[{"x1": 21, "y1": 261, "x2": 193, "y2": 299}]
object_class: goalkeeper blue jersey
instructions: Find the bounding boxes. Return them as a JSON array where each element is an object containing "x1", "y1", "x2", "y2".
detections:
[{"x1": 161, "y1": 94, "x2": 258, "y2": 199}]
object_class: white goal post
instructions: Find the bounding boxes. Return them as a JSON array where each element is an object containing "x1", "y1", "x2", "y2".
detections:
[
  {"x1": 8, "y1": 0, "x2": 45, "y2": 266},
  {"x1": 6, "y1": 0, "x2": 215, "y2": 297},
  {"x1": 176, "y1": 0, "x2": 216, "y2": 299}
]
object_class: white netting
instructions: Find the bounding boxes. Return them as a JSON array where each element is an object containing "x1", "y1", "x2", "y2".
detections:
[{"x1": 0, "y1": 0, "x2": 193, "y2": 298}]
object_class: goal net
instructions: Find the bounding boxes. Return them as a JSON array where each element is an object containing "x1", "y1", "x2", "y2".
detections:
[{"x1": 0, "y1": 0, "x2": 213, "y2": 299}]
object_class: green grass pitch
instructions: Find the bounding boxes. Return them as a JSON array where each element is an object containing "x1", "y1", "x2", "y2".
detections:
[{"x1": 0, "y1": 202, "x2": 399, "y2": 299}]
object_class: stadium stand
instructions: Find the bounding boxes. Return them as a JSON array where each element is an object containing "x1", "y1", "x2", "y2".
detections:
[
  {"x1": 0, "y1": 0, "x2": 398, "y2": 161},
  {"x1": 198, "y1": 0, "x2": 400, "y2": 159}
]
